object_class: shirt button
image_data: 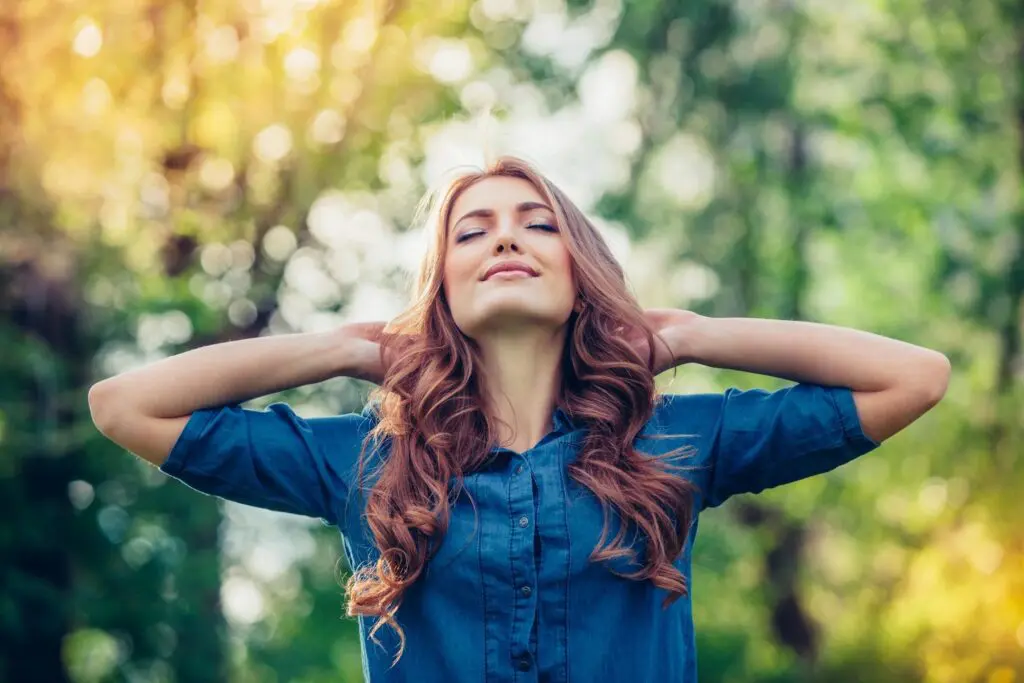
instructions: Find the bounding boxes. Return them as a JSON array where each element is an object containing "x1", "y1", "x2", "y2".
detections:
[
  {"x1": 520, "y1": 585, "x2": 532, "y2": 597},
  {"x1": 516, "y1": 657, "x2": 531, "y2": 672},
  {"x1": 518, "y1": 516, "x2": 529, "y2": 528},
  {"x1": 514, "y1": 464, "x2": 524, "y2": 475}
]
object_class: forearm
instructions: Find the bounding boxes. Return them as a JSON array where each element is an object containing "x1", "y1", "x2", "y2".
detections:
[
  {"x1": 678, "y1": 316, "x2": 950, "y2": 394},
  {"x1": 90, "y1": 330, "x2": 358, "y2": 421}
]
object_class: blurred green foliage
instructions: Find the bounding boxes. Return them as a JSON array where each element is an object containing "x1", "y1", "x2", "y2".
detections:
[{"x1": 0, "y1": 0, "x2": 1021, "y2": 681}]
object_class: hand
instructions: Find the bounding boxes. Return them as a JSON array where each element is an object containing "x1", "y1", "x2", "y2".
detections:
[
  {"x1": 622, "y1": 309, "x2": 702, "y2": 376},
  {"x1": 336, "y1": 321, "x2": 394, "y2": 385}
]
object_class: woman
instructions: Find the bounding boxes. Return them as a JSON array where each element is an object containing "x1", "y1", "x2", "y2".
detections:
[{"x1": 89, "y1": 156, "x2": 951, "y2": 682}]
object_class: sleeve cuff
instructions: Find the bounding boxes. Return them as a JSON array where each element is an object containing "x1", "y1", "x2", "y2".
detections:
[
  {"x1": 159, "y1": 408, "x2": 220, "y2": 477},
  {"x1": 830, "y1": 387, "x2": 881, "y2": 449}
]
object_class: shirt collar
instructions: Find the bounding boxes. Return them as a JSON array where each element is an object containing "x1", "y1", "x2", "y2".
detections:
[
  {"x1": 362, "y1": 402, "x2": 579, "y2": 436},
  {"x1": 551, "y1": 405, "x2": 577, "y2": 434}
]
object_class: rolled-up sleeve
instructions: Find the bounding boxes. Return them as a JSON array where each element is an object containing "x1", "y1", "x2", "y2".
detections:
[
  {"x1": 159, "y1": 402, "x2": 370, "y2": 525},
  {"x1": 703, "y1": 384, "x2": 880, "y2": 508}
]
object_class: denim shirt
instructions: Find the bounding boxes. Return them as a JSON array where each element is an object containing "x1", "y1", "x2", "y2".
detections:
[{"x1": 160, "y1": 383, "x2": 880, "y2": 682}]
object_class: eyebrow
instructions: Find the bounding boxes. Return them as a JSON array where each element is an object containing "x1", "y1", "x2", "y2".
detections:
[{"x1": 452, "y1": 201, "x2": 554, "y2": 228}]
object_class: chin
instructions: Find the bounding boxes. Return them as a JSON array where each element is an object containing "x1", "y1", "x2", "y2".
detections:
[{"x1": 460, "y1": 299, "x2": 572, "y2": 335}]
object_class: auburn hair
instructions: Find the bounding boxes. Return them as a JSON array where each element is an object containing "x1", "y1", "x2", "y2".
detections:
[{"x1": 344, "y1": 156, "x2": 697, "y2": 663}]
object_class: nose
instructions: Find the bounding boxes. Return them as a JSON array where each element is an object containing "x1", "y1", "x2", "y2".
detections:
[{"x1": 493, "y1": 230, "x2": 521, "y2": 254}]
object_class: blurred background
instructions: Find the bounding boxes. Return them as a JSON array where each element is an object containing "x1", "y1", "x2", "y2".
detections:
[{"x1": 1, "y1": 0, "x2": 1022, "y2": 681}]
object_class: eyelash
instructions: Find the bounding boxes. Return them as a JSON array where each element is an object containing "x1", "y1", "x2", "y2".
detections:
[{"x1": 456, "y1": 224, "x2": 558, "y2": 243}]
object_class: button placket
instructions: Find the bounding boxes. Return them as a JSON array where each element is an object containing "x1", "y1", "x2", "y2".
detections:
[
  {"x1": 527, "y1": 439, "x2": 575, "y2": 683},
  {"x1": 507, "y1": 450, "x2": 538, "y2": 680}
]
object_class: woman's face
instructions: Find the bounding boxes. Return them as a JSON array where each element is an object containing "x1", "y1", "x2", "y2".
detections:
[{"x1": 443, "y1": 175, "x2": 576, "y2": 339}]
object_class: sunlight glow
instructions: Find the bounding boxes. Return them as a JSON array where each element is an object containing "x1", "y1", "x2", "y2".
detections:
[
  {"x1": 343, "y1": 16, "x2": 378, "y2": 54},
  {"x1": 309, "y1": 109, "x2": 346, "y2": 146},
  {"x1": 81, "y1": 78, "x2": 112, "y2": 116},
  {"x1": 204, "y1": 25, "x2": 241, "y2": 65},
  {"x1": 222, "y1": 575, "x2": 265, "y2": 626},
  {"x1": 199, "y1": 157, "x2": 236, "y2": 192},
  {"x1": 578, "y1": 50, "x2": 638, "y2": 123},
  {"x1": 72, "y1": 20, "x2": 102, "y2": 57},
  {"x1": 417, "y1": 38, "x2": 474, "y2": 84},
  {"x1": 254, "y1": 124, "x2": 293, "y2": 162},
  {"x1": 284, "y1": 46, "x2": 320, "y2": 82},
  {"x1": 652, "y1": 133, "x2": 717, "y2": 211},
  {"x1": 262, "y1": 225, "x2": 298, "y2": 262},
  {"x1": 284, "y1": 249, "x2": 343, "y2": 307}
]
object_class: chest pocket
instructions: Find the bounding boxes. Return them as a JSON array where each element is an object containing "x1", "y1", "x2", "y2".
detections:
[{"x1": 424, "y1": 474, "x2": 483, "y2": 582}]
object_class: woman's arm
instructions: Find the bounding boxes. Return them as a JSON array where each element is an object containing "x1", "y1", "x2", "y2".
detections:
[
  {"x1": 667, "y1": 315, "x2": 951, "y2": 444},
  {"x1": 88, "y1": 327, "x2": 379, "y2": 466}
]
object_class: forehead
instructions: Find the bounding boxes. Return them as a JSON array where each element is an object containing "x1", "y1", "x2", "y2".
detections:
[{"x1": 449, "y1": 175, "x2": 548, "y2": 223}]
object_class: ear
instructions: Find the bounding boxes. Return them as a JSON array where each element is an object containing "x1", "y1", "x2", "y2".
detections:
[{"x1": 573, "y1": 294, "x2": 586, "y2": 314}]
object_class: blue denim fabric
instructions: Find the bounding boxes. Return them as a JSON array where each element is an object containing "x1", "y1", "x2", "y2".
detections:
[{"x1": 160, "y1": 383, "x2": 880, "y2": 682}]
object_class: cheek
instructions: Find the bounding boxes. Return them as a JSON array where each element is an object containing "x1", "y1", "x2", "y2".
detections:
[
  {"x1": 551, "y1": 244, "x2": 576, "y2": 299},
  {"x1": 442, "y1": 251, "x2": 474, "y2": 308}
]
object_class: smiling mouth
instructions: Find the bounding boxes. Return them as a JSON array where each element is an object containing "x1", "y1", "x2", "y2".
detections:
[
  {"x1": 481, "y1": 261, "x2": 540, "y2": 280},
  {"x1": 485, "y1": 270, "x2": 537, "y2": 281}
]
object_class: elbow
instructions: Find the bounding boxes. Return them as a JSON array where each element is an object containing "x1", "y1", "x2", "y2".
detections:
[
  {"x1": 88, "y1": 380, "x2": 123, "y2": 436},
  {"x1": 918, "y1": 352, "x2": 951, "y2": 407}
]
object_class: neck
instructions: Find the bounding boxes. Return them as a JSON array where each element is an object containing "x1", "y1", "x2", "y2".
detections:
[{"x1": 477, "y1": 326, "x2": 566, "y2": 453}]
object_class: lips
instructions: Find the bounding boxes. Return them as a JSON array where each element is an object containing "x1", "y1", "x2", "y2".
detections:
[{"x1": 482, "y1": 261, "x2": 539, "y2": 281}]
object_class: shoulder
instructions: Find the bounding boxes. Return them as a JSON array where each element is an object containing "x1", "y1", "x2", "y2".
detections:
[
  {"x1": 651, "y1": 384, "x2": 848, "y2": 431},
  {"x1": 643, "y1": 386, "x2": 822, "y2": 460},
  {"x1": 249, "y1": 401, "x2": 378, "y2": 449},
  {"x1": 648, "y1": 383, "x2": 866, "y2": 442},
  {"x1": 657, "y1": 384, "x2": 880, "y2": 509},
  {"x1": 648, "y1": 390, "x2": 728, "y2": 437},
  {"x1": 639, "y1": 390, "x2": 728, "y2": 465}
]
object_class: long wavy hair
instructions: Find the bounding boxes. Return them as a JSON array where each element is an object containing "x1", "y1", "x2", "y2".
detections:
[{"x1": 345, "y1": 156, "x2": 697, "y2": 662}]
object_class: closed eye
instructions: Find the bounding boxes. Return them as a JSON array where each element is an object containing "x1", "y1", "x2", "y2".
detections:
[
  {"x1": 455, "y1": 224, "x2": 556, "y2": 243},
  {"x1": 455, "y1": 229, "x2": 484, "y2": 243}
]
